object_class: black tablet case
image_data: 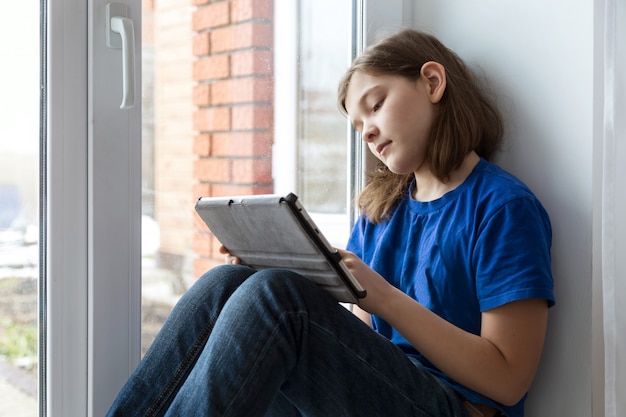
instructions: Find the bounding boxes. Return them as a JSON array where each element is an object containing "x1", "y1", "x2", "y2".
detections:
[{"x1": 194, "y1": 193, "x2": 366, "y2": 304}]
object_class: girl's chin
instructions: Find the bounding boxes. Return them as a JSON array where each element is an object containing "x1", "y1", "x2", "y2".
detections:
[
  {"x1": 385, "y1": 161, "x2": 413, "y2": 176},
  {"x1": 378, "y1": 154, "x2": 417, "y2": 175}
]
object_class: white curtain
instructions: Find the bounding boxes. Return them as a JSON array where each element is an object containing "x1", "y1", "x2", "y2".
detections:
[{"x1": 601, "y1": 0, "x2": 625, "y2": 416}]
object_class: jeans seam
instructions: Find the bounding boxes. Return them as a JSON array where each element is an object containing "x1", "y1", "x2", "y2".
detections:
[
  {"x1": 144, "y1": 314, "x2": 218, "y2": 417},
  {"x1": 222, "y1": 310, "x2": 305, "y2": 417}
]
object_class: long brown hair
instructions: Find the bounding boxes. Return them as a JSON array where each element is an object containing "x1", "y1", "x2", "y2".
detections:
[{"x1": 338, "y1": 29, "x2": 503, "y2": 223}]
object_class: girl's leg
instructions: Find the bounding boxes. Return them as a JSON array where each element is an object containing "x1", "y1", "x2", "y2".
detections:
[
  {"x1": 165, "y1": 269, "x2": 468, "y2": 417},
  {"x1": 106, "y1": 264, "x2": 257, "y2": 417}
]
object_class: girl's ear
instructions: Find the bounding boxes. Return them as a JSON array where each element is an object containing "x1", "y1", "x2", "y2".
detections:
[{"x1": 420, "y1": 61, "x2": 446, "y2": 104}]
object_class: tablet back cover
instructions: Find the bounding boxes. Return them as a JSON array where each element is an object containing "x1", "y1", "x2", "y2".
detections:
[{"x1": 195, "y1": 194, "x2": 363, "y2": 303}]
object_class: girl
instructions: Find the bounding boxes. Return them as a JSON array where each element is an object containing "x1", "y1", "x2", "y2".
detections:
[{"x1": 107, "y1": 28, "x2": 554, "y2": 417}]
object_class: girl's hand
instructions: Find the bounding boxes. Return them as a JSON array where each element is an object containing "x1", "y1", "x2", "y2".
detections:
[
  {"x1": 337, "y1": 248, "x2": 400, "y2": 315},
  {"x1": 219, "y1": 244, "x2": 240, "y2": 265}
]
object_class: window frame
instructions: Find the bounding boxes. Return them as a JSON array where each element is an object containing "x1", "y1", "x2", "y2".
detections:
[
  {"x1": 45, "y1": 0, "x2": 90, "y2": 415},
  {"x1": 46, "y1": 0, "x2": 142, "y2": 415}
]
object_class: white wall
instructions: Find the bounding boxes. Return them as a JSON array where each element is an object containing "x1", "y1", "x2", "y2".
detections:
[{"x1": 407, "y1": 1, "x2": 596, "y2": 416}]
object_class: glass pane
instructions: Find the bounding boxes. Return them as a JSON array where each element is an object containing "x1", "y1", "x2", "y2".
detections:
[
  {"x1": 141, "y1": 0, "x2": 353, "y2": 353},
  {"x1": 0, "y1": 1, "x2": 40, "y2": 416},
  {"x1": 297, "y1": 0, "x2": 351, "y2": 214}
]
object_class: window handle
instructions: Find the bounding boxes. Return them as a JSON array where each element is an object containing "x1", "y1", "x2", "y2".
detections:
[{"x1": 106, "y1": 3, "x2": 136, "y2": 109}]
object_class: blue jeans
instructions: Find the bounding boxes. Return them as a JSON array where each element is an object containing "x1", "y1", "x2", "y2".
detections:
[{"x1": 106, "y1": 265, "x2": 469, "y2": 417}]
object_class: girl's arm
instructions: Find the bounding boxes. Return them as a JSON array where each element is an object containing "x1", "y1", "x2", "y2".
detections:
[{"x1": 338, "y1": 249, "x2": 549, "y2": 406}]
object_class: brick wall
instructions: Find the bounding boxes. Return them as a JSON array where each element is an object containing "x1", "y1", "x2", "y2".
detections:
[
  {"x1": 191, "y1": 0, "x2": 275, "y2": 276},
  {"x1": 151, "y1": 0, "x2": 197, "y2": 275}
]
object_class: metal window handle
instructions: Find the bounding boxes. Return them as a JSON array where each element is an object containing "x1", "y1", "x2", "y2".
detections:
[{"x1": 106, "y1": 3, "x2": 136, "y2": 109}]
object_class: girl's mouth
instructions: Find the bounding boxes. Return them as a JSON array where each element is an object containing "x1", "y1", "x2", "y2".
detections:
[{"x1": 376, "y1": 141, "x2": 391, "y2": 156}]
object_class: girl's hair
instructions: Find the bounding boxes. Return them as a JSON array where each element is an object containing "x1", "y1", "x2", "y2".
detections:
[{"x1": 337, "y1": 29, "x2": 503, "y2": 223}]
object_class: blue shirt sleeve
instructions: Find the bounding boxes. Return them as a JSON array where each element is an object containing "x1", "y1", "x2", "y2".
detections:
[{"x1": 473, "y1": 196, "x2": 555, "y2": 311}]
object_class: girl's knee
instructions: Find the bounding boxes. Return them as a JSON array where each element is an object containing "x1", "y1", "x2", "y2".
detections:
[
  {"x1": 250, "y1": 268, "x2": 309, "y2": 288},
  {"x1": 241, "y1": 268, "x2": 321, "y2": 303},
  {"x1": 199, "y1": 264, "x2": 255, "y2": 283},
  {"x1": 185, "y1": 264, "x2": 256, "y2": 300}
]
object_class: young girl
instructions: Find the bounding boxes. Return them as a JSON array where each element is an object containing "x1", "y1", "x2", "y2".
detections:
[{"x1": 107, "y1": 28, "x2": 554, "y2": 417}]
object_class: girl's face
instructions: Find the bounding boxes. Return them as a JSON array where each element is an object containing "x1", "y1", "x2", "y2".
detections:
[{"x1": 344, "y1": 69, "x2": 441, "y2": 176}]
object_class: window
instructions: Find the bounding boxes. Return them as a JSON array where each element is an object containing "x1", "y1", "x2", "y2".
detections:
[
  {"x1": 140, "y1": 0, "x2": 355, "y2": 353},
  {"x1": 41, "y1": 1, "x2": 408, "y2": 415}
]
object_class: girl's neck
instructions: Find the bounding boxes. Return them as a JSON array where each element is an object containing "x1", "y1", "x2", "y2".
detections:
[{"x1": 412, "y1": 151, "x2": 480, "y2": 202}]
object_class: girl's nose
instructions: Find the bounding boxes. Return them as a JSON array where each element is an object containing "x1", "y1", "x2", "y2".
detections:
[{"x1": 362, "y1": 123, "x2": 379, "y2": 142}]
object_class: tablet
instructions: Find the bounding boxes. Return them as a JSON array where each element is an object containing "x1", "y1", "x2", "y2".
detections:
[{"x1": 194, "y1": 193, "x2": 366, "y2": 304}]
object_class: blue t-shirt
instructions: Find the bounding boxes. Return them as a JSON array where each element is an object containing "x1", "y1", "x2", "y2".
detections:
[{"x1": 346, "y1": 159, "x2": 555, "y2": 417}]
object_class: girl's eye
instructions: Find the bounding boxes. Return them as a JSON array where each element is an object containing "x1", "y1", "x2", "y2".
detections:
[{"x1": 372, "y1": 100, "x2": 383, "y2": 112}]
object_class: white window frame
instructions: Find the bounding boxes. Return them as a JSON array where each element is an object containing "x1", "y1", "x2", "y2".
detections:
[
  {"x1": 46, "y1": 1, "x2": 89, "y2": 415},
  {"x1": 273, "y1": 0, "x2": 298, "y2": 195},
  {"x1": 46, "y1": 0, "x2": 142, "y2": 416}
]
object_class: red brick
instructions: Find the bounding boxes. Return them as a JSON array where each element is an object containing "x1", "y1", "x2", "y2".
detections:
[
  {"x1": 211, "y1": 77, "x2": 273, "y2": 105},
  {"x1": 192, "y1": 232, "x2": 221, "y2": 258},
  {"x1": 194, "y1": 257, "x2": 221, "y2": 279},
  {"x1": 193, "y1": 134, "x2": 212, "y2": 156},
  {"x1": 232, "y1": 159, "x2": 272, "y2": 183},
  {"x1": 194, "y1": 158, "x2": 231, "y2": 182},
  {"x1": 192, "y1": 32, "x2": 210, "y2": 56},
  {"x1": 231, "y1": 0, "x2": 273, "y2": 22},
  {"x1": 232, "y1": 50, "x2": 273, "y2": 76},
  {"x1": 193, "y1": 183, "x2": 213, "y2": 199},
  {"x1": 191, "y1": 0, "x2": 277, "y2": 271},
  {"x1": 211, "y1": 132, "x2": 272, "y2": 157},
  {"x1": 142, "y1": 1, "x2": 155, "y2": 45},
  {"x1": 193, "y1": 84, "x2": 211, "y2": 107},
  {"x1": 193, "y1": 230, "x2": 211, "y2": 253},
  {"x1": 254, "y1": 77, "x2": 273, "y2": 102},
  {"x1": 211, "y1": 22, "x2": 273, "y2": 53},
  {"x1": 206, "y1": 234, "x2": 226, "y2": 258},
  {"x1": 210, "y1": 183, "x2": 273, "y2": 196},
  {"x1": 192, "y1": 2, "x2": 230, "y2": 31},
  {"x1": 193, "y1": 54, "x2": 230, "y2": 81},
  {"x1": 142, "y1": 0, "x2": 154, "y2": 13},
  {"x1": 210, "y1": 79, "x2": 233, "y2": 105},
  {"x1": 231, "y1": 105, "x2": 273, "y2": 130},
  {"x1": 193, "y1": 107, "x2": 231, "y2": 131}
]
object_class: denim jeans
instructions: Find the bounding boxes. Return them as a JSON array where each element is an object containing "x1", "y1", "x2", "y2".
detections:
[{"x1": 106, "y1": 265, "x2": 470, "y2": 417}]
